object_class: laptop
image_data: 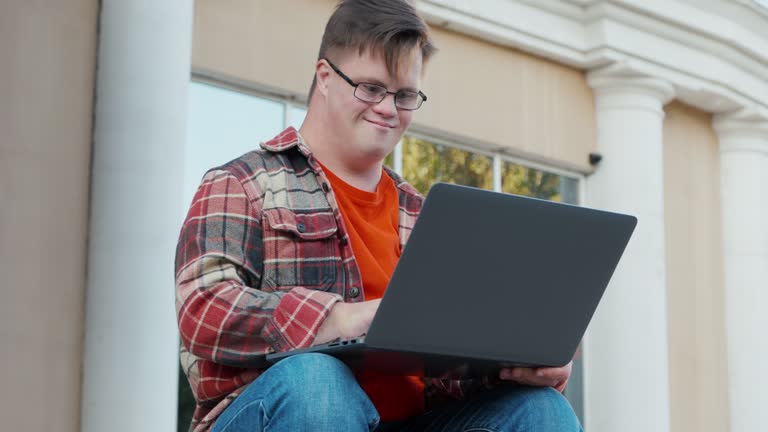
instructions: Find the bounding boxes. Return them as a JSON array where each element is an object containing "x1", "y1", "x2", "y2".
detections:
[{"x1": 266, "y1": 182, "x2": 637, "y2": 378}]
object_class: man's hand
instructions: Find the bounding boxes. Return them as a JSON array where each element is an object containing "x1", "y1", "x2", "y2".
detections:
[
  {"x1": 499, "y1": 361, "x2": 572, "y2": 392},
  {"x1": 314, "y1": 299, "x2": 381, "y2": 345}
]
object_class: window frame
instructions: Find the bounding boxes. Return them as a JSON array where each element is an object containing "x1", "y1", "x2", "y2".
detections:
[{"x1": 404, "y1": 128, "x2": 586, "y2": 205}]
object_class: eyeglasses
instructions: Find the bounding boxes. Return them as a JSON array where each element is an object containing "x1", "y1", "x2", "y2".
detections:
[{"x1": 323, "y1": 58, "x2": 427, "y2": 111}]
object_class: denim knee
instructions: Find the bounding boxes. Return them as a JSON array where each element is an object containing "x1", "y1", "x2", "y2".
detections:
[
  {"x1": 266, "y1": 353, "x2": 379, "y2": 428},
  {"x1": 271, "y1": 353, "x2": 360, "y2": 397},
  {"x1": 513, "y1": 387, "x2": 581, "y2": 431}
]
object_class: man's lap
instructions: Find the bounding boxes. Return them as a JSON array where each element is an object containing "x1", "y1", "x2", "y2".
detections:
[
  {"x1": 212, "y1": 353, "x2": 582, "y2": 432},
  {"x1": 211, "y1": 353, "x2": 379, "y2": 432}
]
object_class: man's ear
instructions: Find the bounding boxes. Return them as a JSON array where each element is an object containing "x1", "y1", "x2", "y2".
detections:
[{"x1": 315, "y1": 59, "x2": 332, "y2": 98}]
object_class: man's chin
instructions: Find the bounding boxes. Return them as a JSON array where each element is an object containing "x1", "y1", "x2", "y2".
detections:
[
  {"x1": 356, "y1": 144, "x2": 397, "y2": 165},
  {"x1": 356, "y1": 133, "x2": 399, "y2": 156}
]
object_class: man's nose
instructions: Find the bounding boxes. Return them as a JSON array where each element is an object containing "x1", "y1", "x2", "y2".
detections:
[{"x1": 372, "y1": 93, "x2": 397, "y2": 117}]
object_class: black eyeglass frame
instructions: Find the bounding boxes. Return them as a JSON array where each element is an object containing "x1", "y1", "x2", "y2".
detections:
[{"x1": 323, "y1": 58, "x2": 427, "y2": 111}]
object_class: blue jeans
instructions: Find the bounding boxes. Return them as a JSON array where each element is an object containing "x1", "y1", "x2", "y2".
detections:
[{"x1": 211, "y1": 353, "x2": 583, "y2": 432}]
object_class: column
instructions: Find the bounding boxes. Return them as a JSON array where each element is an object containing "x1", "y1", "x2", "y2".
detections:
[
  {"x1": 713, "y1": 112, "x2": 768, "y2": 432},
  {"x1": 80, "y1": 2, "x2": 193, "y2": 431},
  {"x1": 583, "y1": 68, "x2": 675, "y2": 432}
]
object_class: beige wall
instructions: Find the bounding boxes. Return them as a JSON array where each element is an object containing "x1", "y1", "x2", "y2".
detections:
[
  {"x1": 663, "y1": 102, "x2": 729, "y2": 432},
  {"x1": 0, "y1": 1, "x2": 97, "y2": 431},
  {"x1": 192, "y1": 0, "x2": 596, "y2": 172},
  {"x1": 419, "y1": 27, "x2": 595, "y2": 172}
]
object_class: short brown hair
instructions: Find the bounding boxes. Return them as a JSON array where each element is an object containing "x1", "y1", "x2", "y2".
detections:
[{"x1": 308, "y1": 0, "x2": 436, "y2": 101}]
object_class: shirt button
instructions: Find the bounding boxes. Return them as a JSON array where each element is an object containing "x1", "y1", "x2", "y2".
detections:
[
  {"x1": 322, "y1": 183, "x2": 330, "y2": 193},
  {"x1": 296, "y1": 223, "x2": 306, "y2": 233},
  {"x1": 349, "y1": 287, "x2": 360, "y2": 298},
  {"x1": 339, "y1": 236, "x2": 348, "y2": 246}
]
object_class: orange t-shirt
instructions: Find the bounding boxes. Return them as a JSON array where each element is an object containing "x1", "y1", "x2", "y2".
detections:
[{"x1": 320, "y1": 163, "x2": 425, "y2": 422}]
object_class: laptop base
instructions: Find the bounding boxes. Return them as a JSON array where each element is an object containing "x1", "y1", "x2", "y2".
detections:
[{"x1": 266, "y1": 342, "x2": 547, "y2": 378}]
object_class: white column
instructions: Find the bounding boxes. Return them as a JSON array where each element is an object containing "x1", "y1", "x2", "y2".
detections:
[
  {"x1": 713, "y1": 112, "x2": 768, "y2": 432},
  {"x1": 583, "y1": 69, "x2": 674, "y2": 432},
  {"x1": 81, "y1": 2, "x2": 193, "y2": 432}
]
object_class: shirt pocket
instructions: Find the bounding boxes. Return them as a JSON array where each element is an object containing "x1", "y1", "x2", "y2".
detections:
[{"x1": 260, "y1": 208, "x2": 340, "y2": 291}]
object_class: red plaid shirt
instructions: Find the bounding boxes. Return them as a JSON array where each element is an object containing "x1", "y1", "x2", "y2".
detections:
[{"x1": 176, "y1": 127, "x2": 494, "y2": 431}]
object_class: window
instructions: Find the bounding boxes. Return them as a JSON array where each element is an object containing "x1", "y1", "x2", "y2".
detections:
[
  {"x1": 401, "y1": 135, "x2": 580, "y2": 206},
  {"x1": 402, "y1": 136, "x2": 493, "y2": 195},
  {"x1": 286, "y1": 105, "x2": 307, "y2": 129},
  {"x1": 184, "y1": 81, "x2": 286, "y2": 206},
  {"x1": 501, "y1": 161, "x2": 579, "y2": 204}
]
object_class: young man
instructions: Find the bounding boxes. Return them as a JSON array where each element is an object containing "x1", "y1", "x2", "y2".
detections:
[{"x1": 175, "y1": 1, "x2": 582, "y2": 430}]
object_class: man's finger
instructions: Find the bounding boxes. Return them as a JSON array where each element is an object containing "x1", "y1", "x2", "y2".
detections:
[
  {"x1": 500, "y1": 367, "x2": 567, "y2": 387},
  {"x1": 535, "y1": 367, "x2": 568, "y2": 381}
]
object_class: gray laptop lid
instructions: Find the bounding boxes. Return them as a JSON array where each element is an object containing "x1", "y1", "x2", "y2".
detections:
[{"x1": 365, "y1": 182, "x2": 636, "y2": 367}]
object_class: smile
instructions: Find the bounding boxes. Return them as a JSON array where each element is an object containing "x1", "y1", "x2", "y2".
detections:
[{"x1": 365, "y1": 119, "x2": 396, "y2": 129}]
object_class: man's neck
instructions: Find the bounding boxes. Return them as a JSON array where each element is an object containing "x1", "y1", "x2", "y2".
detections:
[{"x1": 299, "y1": 122, "x2": 383, "y2": 193}]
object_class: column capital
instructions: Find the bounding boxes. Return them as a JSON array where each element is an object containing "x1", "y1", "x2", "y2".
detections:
[
  {"x1": 587, "y1": 63, "x2": 675, "y2": 116},
  {"x1": 713, "y1": 109, "x2": 768, "y2": 154}
]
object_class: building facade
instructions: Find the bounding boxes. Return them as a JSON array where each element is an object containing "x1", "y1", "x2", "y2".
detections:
[{"x1": 2, "y1": 1, "x2": 767, "y2": 431}]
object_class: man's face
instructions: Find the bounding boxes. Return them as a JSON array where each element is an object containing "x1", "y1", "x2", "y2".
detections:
[{"x1": 322, "y1": 48, "x2": 423, "y2": 168}]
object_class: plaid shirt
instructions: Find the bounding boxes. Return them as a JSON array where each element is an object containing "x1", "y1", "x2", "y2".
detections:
[{"x1": 176, "y1": 127, "x2": 494, "y2": 431}]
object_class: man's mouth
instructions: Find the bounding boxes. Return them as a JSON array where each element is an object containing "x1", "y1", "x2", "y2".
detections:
[{"x1": 365, "y1": 119, "x2": 396, "y2": 129}]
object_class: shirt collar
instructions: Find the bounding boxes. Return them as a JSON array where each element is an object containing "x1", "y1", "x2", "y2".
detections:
[
  {"x1": 261, "y1": 126, "x2": 422, "y2": 198},
  {"x1": 260, "y1": 126, "x2": 311, "y2": 155}
]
